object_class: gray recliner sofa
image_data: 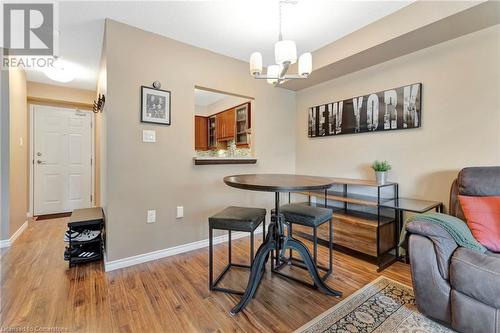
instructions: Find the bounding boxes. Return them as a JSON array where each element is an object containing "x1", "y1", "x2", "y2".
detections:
[{"x1": 406, "y1": 167, "x2": 500, "y2": 333}]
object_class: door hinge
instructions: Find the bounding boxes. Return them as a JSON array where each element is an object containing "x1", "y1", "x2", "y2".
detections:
[
  {"x1": 90, "y1": 157, "x2": 93, "y2": 165},
  {"x1": 90, "y1": 195, "x2": 93, "y2": 202}
]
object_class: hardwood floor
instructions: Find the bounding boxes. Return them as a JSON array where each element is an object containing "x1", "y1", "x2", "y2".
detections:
[{"x1": 1, "y1": 218, "x2": 412, "y2": 333}]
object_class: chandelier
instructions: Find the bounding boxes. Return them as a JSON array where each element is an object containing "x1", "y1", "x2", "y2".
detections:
[{"x1": 249, "y1": 0, "x2": 312, "y2": 85}]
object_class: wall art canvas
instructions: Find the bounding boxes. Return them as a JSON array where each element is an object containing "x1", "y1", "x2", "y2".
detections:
[{"x1": 308, "y1": 83, "x2": 421, "y2": 137}]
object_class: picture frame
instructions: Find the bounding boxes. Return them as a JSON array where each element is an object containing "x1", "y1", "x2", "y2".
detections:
[
  {"x1": 141, "y1": 86, "x2": 171, "y2": 125},
  {"x1": 308, "y1": 83, "x2": 422, "y2": 137}
]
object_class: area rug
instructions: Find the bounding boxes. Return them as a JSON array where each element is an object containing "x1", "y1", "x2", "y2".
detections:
[{"x1": 294, "y1": 276, "x2": 455, "y2": 333}]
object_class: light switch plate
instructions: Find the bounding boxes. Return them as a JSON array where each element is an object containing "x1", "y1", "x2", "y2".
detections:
[
  {"x1": 176, "y1": 206, "x2": 184, "y2": 219},
  {"x1": 147, "y1": 209, "x2": 156, "y2": 223},
  {"x1": 142, "y1": 130, "x2": 156, "y2": 143}
]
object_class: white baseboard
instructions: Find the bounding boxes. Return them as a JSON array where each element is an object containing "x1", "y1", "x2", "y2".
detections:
[
  {"x1": 104, "y1": 225, "x2": 262, "y2": 272},
  {"x1": 0, "y1": 220, "x2": 28, "y2": 248}
]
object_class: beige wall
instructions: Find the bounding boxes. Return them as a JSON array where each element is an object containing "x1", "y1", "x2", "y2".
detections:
[
  {"x1": 295, "y1": 26, "x2": 500, "y2": 207},
  {"x1": 103, "y1": 20, "x2": 296, "y2": 261},
  {"x1": 1, "y1": 56, "x2": 10, "y2": 240},
  {"x1": 27, "y1": 81, "x2": 95, "y2": 106},
  {"x1": 96, "y1": 25, "x2": 108, "y2": 211},
  {"x1": 312, "y1": 1, "x2": 479, "y2": 71},
  {"x1": 9, "y1": 68, "x2": 28, "y2": 236}
]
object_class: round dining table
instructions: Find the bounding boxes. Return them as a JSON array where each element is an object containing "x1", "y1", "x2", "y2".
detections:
[{"x1": 223, "y1": 174, "x2": 342, "y2": 315}]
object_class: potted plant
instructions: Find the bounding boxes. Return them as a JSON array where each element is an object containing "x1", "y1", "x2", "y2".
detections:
[{"x1": 371, "y1": 160, "x2": 391, "y2": 184}]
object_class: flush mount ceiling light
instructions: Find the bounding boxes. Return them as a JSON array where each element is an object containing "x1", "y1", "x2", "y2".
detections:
[
  {"x1": 249, "y1": 0, "x2": 312, "y2": 85},
  {"x1": 43, "y1": 58, "x2": 75, "y2": 83}
]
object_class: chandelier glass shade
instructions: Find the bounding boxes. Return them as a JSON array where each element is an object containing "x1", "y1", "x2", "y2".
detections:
[
  {"x1": 274, "y1": 40, "x2": 297, "y2": 65},
  {"x1": 249, "y1": 1, "x2": 312, "y2": 85}
]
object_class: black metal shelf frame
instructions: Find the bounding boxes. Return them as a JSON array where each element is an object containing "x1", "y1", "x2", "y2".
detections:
[
  {"x1": 291, "y1": 182, "x2": 399, "y2": 272},
  {"x1": 67, "y1": 219, "x2": 104, "y2": 268}
]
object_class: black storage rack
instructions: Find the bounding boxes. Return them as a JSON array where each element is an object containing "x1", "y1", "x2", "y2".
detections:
[{"x1": 65, "y1": 207, "x2": 105, "y2": 268}]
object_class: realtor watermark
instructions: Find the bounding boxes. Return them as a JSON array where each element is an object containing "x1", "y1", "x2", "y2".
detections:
[
  {"x1": 2, "y1": 55, "x2": 54, "y2": 68},
  {"x1": 2, "y1": 1, "x2": 58, "y2": 69}
]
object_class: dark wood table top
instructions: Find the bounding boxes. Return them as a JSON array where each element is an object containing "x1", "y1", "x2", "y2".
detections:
[{"x1": 223, "y1": 174, "x2": 335, "y2": 192}]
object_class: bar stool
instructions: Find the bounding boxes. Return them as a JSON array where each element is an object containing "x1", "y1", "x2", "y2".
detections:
[
  {"x1": 209, "y1": 206, "x2": 266, "y2": 295},
  {"x1": 273, "y1": 203, "x2": 333, "y2": 284}
]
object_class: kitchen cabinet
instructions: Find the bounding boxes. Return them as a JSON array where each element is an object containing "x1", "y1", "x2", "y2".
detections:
[
  {"x1": 194, "y1": 116, "x2": 208, "y2": 150},
  {"x1": 195, "y1": 102, "x2": 251, "y2": 150},
  {"x1": 216, "y1": 108, "x2": 235, "y2": 141},
  {"x1": 235, "y1": 103, "x2": 251, "y2": 146},
  {"x1": 208, "y1": 116, "x2": 216, "y2": 148}
]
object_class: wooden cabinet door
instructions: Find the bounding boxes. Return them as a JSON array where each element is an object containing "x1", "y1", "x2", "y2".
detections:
[
  {"x1": 194, "y1": 116, "x2": 208, "y2": 150},
  {"x1": 216, "y1": 114, "x2": 223, "y2": 140},
  {"x1": 214, "y1": 109, "x2": 236, "y2": 141},
  {"x1": 225, "y1": 108, "x2": 235, "y2": 139}
]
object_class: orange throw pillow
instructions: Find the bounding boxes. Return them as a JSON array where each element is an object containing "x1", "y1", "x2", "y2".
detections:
[{"x1": 458, "y1": 195, "x2": 500, "y2": 252}]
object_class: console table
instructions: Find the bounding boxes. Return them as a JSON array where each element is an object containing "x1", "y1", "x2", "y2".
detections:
[
  {"x1": 296, "y1": 178, "x2": 399, "y2": 271},
  {"x1": 379, "y1": 198, "x2": 443, "y2": 261}
]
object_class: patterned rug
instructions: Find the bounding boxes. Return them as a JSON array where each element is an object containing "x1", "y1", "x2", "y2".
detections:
[{"x1": 294, "y1": 277, "x2": 455, "y2": 333}]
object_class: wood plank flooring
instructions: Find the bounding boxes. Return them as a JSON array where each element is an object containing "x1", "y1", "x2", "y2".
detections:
[{"x1": 0, "y1": 218, "x2": 412, "y2": 333}]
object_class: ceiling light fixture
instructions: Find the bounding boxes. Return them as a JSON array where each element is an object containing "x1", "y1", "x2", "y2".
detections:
[
  {"x1": 43, "y1": 58, "x2": 75, "y2": 83},
  {"x1": 250, "y1": 0, "x2": 312, "y2": 85}
]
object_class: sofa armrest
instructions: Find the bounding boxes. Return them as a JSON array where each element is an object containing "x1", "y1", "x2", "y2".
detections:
[
  {"x1": 450, "y1": 248, "x2": 500, "y2": 309},
  {"x1": 409, "y1": 234, "x2": 452, "y2": 324},
  {"x1": 407, "y1": 220, "x2": 459, "y2": 280}
]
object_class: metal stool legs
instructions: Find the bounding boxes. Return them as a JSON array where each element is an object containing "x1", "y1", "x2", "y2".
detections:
[
  {"x1": 209, "y1": 220, "x2": 265, "y2": 295},
  {"x1": 276, "y1": 218, "x2": 334, "y2": 284}
]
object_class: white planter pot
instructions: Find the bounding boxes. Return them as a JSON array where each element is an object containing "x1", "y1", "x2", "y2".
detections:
[{"x1": 375, "y1": 171, "x2": 388, "y2": 185}]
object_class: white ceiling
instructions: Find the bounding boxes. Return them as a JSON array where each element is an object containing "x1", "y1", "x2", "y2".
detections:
[
  {"x1": 25, "y1": 0, "x2": 413, "y2": 91},
  {"x1": 194, "y1": 88, "x2": 228, "y2": 106}
]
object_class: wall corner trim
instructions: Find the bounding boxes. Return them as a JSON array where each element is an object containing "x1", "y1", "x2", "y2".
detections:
[
  {"x1": 104, "y1": 226, "x2": 263, "y2": 272},
  {"x1": 0, "y1": 220, "x2": 28, "y2": 248}
]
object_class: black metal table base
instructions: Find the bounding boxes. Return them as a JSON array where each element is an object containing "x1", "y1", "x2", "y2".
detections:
[
  {"x1": 230, "y1": 192, "x2": 342, "y2": 315},
  {"x1": 273, "y1": 256, "x2": 332, "y2": 285}
]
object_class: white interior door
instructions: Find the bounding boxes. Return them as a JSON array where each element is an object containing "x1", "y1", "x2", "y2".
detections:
[{"x1": 34, "y1": 105, "x2": 92, "y2": 215}]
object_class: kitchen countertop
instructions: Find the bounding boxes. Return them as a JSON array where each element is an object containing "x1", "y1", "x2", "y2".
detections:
[{"x1": 193, "y1": 156, "x2": 257, "y2": 165}]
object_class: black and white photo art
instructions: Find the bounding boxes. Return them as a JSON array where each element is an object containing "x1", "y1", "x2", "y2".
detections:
[
  {"x1": 141, "y1": 86, "x2": 171, "y2": 125},
  {"x1": 308, "y1": 83, "x2": 421, "y2": 137}
]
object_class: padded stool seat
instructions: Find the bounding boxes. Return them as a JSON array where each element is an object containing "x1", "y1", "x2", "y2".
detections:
[
  {"x1": 209, "y1": 206, "x2": 266, "y2": 295},
  {"x1": 209, "y1": 206, "x2": 266, "y2": 232},
  {"x1": 279, "y1": 204, "x2": 332, "y2": 227},
  {"x1": 272, "y1": 203, "x2": 334, "y2": 284}
]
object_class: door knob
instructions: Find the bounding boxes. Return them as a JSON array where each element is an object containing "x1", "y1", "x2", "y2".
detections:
[{"x1": 36, "y1": 160, "x2": 46, "y2": 164}]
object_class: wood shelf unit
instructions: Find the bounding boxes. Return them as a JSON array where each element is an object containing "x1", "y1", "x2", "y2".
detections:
[
  {"x1": 300, "y1": 190, "x2": 379, "y2": 207},
  {"x1": 293, "y1": 179, "x2": 399, "y2": 271}
]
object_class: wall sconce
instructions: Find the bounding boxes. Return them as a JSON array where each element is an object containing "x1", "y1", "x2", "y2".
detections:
[{"x1": 93, "y1": 94, "x2": 105, "y2": 113}]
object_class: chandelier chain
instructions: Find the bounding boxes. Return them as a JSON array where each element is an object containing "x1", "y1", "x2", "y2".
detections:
[
  {"x1": 278, "y1": 0, "x2": 283, "y2": 41},
  {"x1": 278, "y1": 0, "x2": 298, "y2": 41}
]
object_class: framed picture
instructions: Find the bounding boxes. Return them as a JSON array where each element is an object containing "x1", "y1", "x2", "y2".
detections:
[
  {"x1": 141, "y1": 86, "x2": 171, "y2": 125},
  {"x1": 308, "y1": 83, "x2": 422, "y2": 137}
]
